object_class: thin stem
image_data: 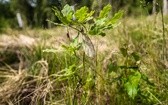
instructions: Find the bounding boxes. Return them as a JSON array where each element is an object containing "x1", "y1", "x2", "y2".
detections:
[
  {"x1": 161, "y1": 4, "x2": 167, "y2": 61},
  {"x1": 47, "y1": 19, "x2": 81, "y2": 32},
  {"x1": 83, "y1": 51, "x2": 85, "y2": 76}
]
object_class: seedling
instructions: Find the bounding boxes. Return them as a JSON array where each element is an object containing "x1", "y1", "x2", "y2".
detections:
[{"x1": 51, "y1": 4, "x2": 123, "y2": 57}]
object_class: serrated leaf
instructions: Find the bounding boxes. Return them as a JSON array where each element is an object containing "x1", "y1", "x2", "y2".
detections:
[
  {"x1": 61, "y1": 4, "x2": 73, "y2": 16},
  {"x1": 109, "y1": 10, "x2": 123, "y2": 24},
  {"x1": 95, "y1": 18, "x2": 107, "y2": 26},
  {"x1": 52, "y1": 7, "x2": 69, "y2": 24},
  {"x1": 89, "y1": 18, "x2": 107, "y2": 36},
  {"x1": 86, "y1": 11, "x2": 94, "y2": 21},
  {"x1": 89, "y1": 4, "x2": 122, "y2": 36},
  {"x1": 99, "y1": 4, "x2": 112, "y2": 18},
  {"x1": 61, "y1": 4, "x2": 74, "y2": 22},
  {"x1": 75, "y1": 6, "x2": 94, "y2": 23}
]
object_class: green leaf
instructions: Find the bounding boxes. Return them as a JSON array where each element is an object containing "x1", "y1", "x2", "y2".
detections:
[
  {"x1": 99, "y1": 4, "x2": 112, "y2": 18},
  {"x1": 89, "y1": 5, "x2": 122, "y2": 36},
  {"x1": 95, "y1": 18, "x2": 107, "y2": 26},
  {"x1": 124, "y1": 82, "x2": 138, "y2": 99},
  {"x1": 52, "y1": 7, "x2": 69, "y2": 24},
  {"x1": 89, "y1": 18, "x2": 107, "y2": 35},
  {"x1": 89, "y1": 25, "x2": 98, "y2": 35},
  {"x1": 124, "y1": 71, "x2": 141, "y2": 99},
  {"x1": 75, "y1": 6, "x2": 94, "y2": 23},
  {"x1": 130, "y1": 71, "x2": 141, "y2": 85},
  {"x1": 61, "y1": 4, "x2": 74, "y2": 22},
  {"x1": 61, "y1": 4, "x2": 73, "y2": 16},
  {"x1": 108, "y1": 10, "x2": 123, "y2": 24}
]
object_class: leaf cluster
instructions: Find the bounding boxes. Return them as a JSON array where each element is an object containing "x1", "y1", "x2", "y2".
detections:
[
  {"x1": 89, "y1": 4, "x2": 123, "y2": 36},
  {"x1": 53, "y1": 4, "x2": 123, "y2": 36},
  {"x1": 53, "y1": 4, "x2": 94, "y2": 25}
]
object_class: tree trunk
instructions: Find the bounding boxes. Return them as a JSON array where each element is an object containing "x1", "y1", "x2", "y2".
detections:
[
  {"x1": 16, "y1": 12, "x2": 24, "y2": 29},
  {"x1": 163, "y1": 0, "x2": 168, "y2": 15},
  {"x1": 152, "y1": 0, "x2": 156, "y2": 14}
]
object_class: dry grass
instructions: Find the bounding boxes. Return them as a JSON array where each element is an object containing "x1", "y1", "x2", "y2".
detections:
[{"x1": 0, "y1": 60, "x2": 54, "y2": 105}]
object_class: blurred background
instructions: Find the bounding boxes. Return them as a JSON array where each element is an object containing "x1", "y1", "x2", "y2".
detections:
[{"x1": 0, "y1": 0, "x2": 166, "y2": 31}]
